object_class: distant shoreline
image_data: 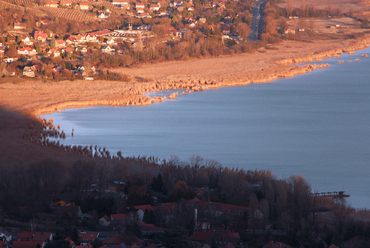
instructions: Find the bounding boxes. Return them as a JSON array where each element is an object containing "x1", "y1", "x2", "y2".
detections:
[
  {"x1": 30, "y1": 34, "x2": 370, "y2": 116},
  {"x1": 1, "y1": 35, "x2": 370, "y2": 117},
  {"x1": 1, "y1": 33, "x2": 370, "y2": 167}
]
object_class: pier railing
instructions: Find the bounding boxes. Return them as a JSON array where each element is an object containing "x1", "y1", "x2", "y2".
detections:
[{"x1": 309, "y1": 191, "x2": 350, "y2": 198}]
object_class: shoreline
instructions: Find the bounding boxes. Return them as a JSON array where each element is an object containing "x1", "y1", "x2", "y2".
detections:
[
  {"x1": 30, "y1": 35, "x2": 370, "y2": 117},
  {"x1": 1, "y1": 32, "x2": 370, "y2": 170}
]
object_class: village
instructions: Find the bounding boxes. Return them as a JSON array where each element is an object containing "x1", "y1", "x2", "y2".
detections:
[
  {"x1": 0, "y1": 0, "x2": 256, "y2": 80},
  {"x1": 0, "y1": 175, "x2": 350, "y2": 248},
  {"x1": 0, "y1": 0, "x2": 366, "y2": 80}
]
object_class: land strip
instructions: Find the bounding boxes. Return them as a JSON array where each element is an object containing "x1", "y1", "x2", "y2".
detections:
[
  {"x1": 2, "y1": 33, "x2": 370, "y2": 116},
  {"x1": 1, "y1": 32, "x2": 370, "y2": 166}
]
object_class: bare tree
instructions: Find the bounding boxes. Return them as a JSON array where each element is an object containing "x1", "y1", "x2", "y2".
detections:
[
  {"x1": 286, "y1": 0, "x2": 293, "y2": 17},
  {"x1": 331, "y1": 201, "x2": 354, "y2": 244}
]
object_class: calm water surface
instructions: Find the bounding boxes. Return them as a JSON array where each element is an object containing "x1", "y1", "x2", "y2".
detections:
[{"x1": 43, "y1": 48, "x2": 370, "y2": 208}]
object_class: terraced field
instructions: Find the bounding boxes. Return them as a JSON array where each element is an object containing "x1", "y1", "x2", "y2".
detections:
[{"x1": 36, "y1": 6, "x2": 98, "y2": 22}]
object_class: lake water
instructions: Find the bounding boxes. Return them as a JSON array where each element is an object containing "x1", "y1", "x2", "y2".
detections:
[{"x1": 42, "y1": 48, "x2": 370, "y2": 209}]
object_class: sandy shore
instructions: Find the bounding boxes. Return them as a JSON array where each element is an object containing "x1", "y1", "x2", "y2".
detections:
[
  {"x1": 1, "y1": 33, "x2": 370, "y2": 165},
  {"x1": 3, "y1": 35, "x2": 370, "y2": 116}
]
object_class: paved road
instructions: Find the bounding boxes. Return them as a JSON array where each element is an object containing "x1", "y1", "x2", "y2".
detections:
[{"x1": 249, "y1": 0, "x2": 269, "y2": 41}]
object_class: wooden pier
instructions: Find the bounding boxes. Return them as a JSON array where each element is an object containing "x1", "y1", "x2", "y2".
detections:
[{"x1": 309, "y1": 191, "x2": 350, "y2": 198}]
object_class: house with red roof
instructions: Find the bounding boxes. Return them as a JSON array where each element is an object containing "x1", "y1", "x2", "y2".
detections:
[
  {"x1": 66, "y1": 37, "x2": 76, "y2": 44},
  {"x1": 263, "y1": 241, "x2": 291, "y2": 248},
  {"x1": 84, "y1": 33, "x2": 98, "y2": 42},
  {"x1": 33, "y1": 232, "x2": 53, "y2": 242},
  {"x1": 12, "y1": 241, "x2": 45, "y2": 248},
  {"x1": 99, "y1": 215, "x2": 111, "y2": 226},
  {"x1": 34, "y1": 32, "x2": 47, "y2": 42},
  {"x1": 139, "y1": 222, "x2": 166, "y2": 235},
  {"x1": 75, "y1": 245, "x2": 93, "y2": 248},
  {"x1": 45, "y1": 1, "x2": 58, "y2": 7},
  {"x1": 193, "y1": 201, "x2": 250, "y2": 217},
  {"x1": 18, "y1": 47, "x2": 37, "y2": 56},
  {"x1": 36, "y1": 20, "x2": 48, "y2": 27},
  {"x1": 111, "y1": 0, "x2": 130, "y2": 8},
  {"x1": 79, "y1": 3, "x2": 89, "y2": 10},
  {"x1": 135, "y1": 2, "x2": 145, "y2": 8},
  {"x1": 17, "y1": 231, "x2": 34, "y2": 241},
  {"x1": 135, "y1": 2, "x2": 145, "y2": 13},
  {"x1": 88, "y1": 30, "x2": 115, "y2": 37},
  {"x1": 65, "y1": 237, "x2": 76, "y2": 248},
  {"x1": 63, "y1": 47, "x2": 75, "y2": 55},
  {"x1": 133, "y1": 202, "x2": 178, "y2": 221},
  {"x1": 21, "y1": 36, "x2": 33, "y2": 46},
  {"x1": 189, "y1": 231, "x2": 240, "y2": 248},
  {"x1": 46, "y1": 48, "x2": 60, "y2": 57},
  {"x1": 188, "y1": 231, "x2": 215, "y2": 243},
  {"x1": 60, "y1": 1, "x2": 72, "y2": 6},
  {"x1": 0, "y1": 240, "x2": 9, "y2": 248},
  {"x1": 150, "y1": 3, "x2": 160, "y2": 11},
  {"x1": 72, "y1": 35, "x2": 84, "y2": 42},
  {"x1": 110, "y1": 213, "x2": 129, "y2": 221},
  {"x1": 223, "y1": 244, "x2": 235, "y2": 248},
  {"x1": 14, "y1": 22, "x2": 26, "y2": 30},
  {"x1": 79, "y1": 232, "x2": 99, "y2": 245},
  {"x1": 101, "y1": 235, "x2": 127, "y2": 246},
  {"x1": 54, "y1": 206, "x2": 83, "y2": 219},
  {"x1": 34, "y1": 30, "x2": 53, "y2": 42},
  {"x1": 55, "y1": 39, "x2": 66, "y2": 48}
]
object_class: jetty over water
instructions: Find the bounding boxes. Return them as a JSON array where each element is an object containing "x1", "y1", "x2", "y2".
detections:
[{"x1": 309, "y1": 191, "x2": 350, "y2": 198}]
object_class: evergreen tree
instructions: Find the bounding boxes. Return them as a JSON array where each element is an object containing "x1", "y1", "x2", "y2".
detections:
[
  {"x1": 163, "y1": 227, "x2": 189, "y2": 248},
  {"x1": 152, "y1": 173, "x2": 163, "y2": 193},
  {"x1": 50, "y1": 38, "x2": 56, "y2": 49},
  {"x1": 211, "y1": 238, "x2": 218, "y2": 248},
  {"x1": 16, "y1": 35, "x2": 22, "y2": 44}
]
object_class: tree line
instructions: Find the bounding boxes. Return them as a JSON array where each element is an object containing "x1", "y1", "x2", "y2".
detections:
[{"x1": 1, "y1": 152, "x2": 370, "y2": 247}]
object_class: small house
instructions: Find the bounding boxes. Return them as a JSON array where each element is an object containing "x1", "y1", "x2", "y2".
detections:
[
  {"x1": 112, "y1": 0, "x2": 130, "y2": 8},
  {"x1": 13, "y1": 22, "x2": 26, "y2": 30},
  {"x1": 0, "y1": 227, "x2": 12, "y2": 243},
  {"x1": 79, "y1": 3, "x2": 89, "y2": 10},
  {"x1": 60, "y1": 1, "x2": 72, "y2": 6},
  {"x1": 22, "y1": 36, "x2": 33, "y2": 45},
  {"x1": 55, "y1": 40, "x2": 66, "y2": 48},
  {"x1": 98, "y1": 12, "x2": 110, "y2": 18},
  {"x1": 101, "y1": 45, "x2": 115, "y2": 53},
  {"x1": 45, "y1": 1, "x2": 58, "y2": 7},
  {"x1": 150, "y1": 3, "x2": 160, "y2": 11},
  {"x1": 23, "y1": 66, "x2": 35, "y2": 77}
]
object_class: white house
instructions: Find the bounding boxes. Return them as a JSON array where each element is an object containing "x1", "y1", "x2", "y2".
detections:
[
  {"x1": 101, "y1": 46, "x2": 115, "y2": 53},
  {"x1": 23, "y1": 66, "x2": 35, "y2": 77},
  {"x1": 98, "y1": 12, "x2": 110, "y2": 19},
  {"x1": 22, "y1": 36, "x2": 33, "y2": 45},
  {"x1": 98, "y1": 216, "x2": 111, "y2": 226},
  {"x1": 0, "y1": 227, "x2": 12, "y2": 243},
  {"x1": 79, "y1": 2, "x2": 89, "y2": 10},
  {"x1": 14, "y1": 22, "x2": 26, "y2": 29},
  {"x1": 112, "y1": 0, "x2": 130, "y2": 8},
  {"x1": 18, "y1": 47, "x2": 37, "y2": 56},
  {"x1": 150, "y1": 3, "x2": 160, "y2": 11}
]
